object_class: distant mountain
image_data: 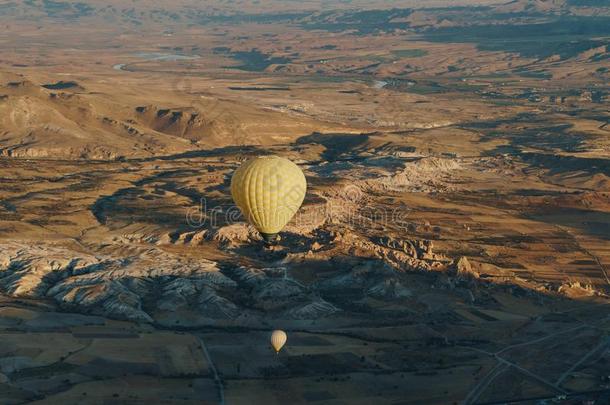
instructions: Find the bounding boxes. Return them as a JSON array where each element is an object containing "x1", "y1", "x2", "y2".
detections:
[{"x1": 0, "y1": 0, "x2": 579, "y2": 27}]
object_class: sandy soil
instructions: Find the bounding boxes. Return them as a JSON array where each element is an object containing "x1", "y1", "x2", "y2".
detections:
[{"x1": 0, "y1": 1, "x2": 609, "y2": 404}]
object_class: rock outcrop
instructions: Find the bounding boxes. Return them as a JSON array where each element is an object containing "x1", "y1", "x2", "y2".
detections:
[
  {"x1": 365, "y1": 157, "x2": 462, "y2": 193},
  {"x1": 0, "y1": 242, "x2": 229, "y2": 322},
  {"x1": 212, "y1": 223, "x2": 260, "y2": 246},
  {"x1": 316, "y1": 260, "x2": 412, "y2": 300},
  {"x1": 454, "y1": 256, "x2": 479, "y2": 280},
  {"x1": 0, "y1": 242, "x2": 356, "y2": 323}
]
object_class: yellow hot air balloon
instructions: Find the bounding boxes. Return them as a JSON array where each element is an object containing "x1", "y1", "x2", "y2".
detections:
[
  {"x1": 231, "y1": 156, "x2": 306, "y2": 243},
  {"x1": 270, "y1": 330, "x2": 287, "y2": 353}
]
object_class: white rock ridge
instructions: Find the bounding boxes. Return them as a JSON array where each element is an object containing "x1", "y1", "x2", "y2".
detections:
[
  {"x1": 0, "y1": 242, "x2": 227, "y2": 322},
  {"x1": 0, "y1": 242, "x2": 348, "y2": 323}
]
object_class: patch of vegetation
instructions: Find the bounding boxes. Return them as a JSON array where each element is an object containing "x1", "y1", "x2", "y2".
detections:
[
  {"x1": 212, "y1": 46, "x2": 231, "y2": 54},
  {"x1": 514, "y1": 69, "x2": 552, "y2": 79},
  {"x1": 308, "y1": 75, "x2": 353, "y2": 84},
  {"x1": 42, "y1": 81, "x2": 80, "y2": 90},
  {"x1": 391, "y1": 49, "x2": 428, "y2": 58},
  {"x1": 489, "y1": 100, "x2": 518, "y2": 107},
  {"x1": 12, "y1": 362, "x2": 78, "y2": 379},
  {"x1": 589, "y1": 52, "x2": 609, "y2": 62},
  {"x1": 422, "y1": 17, "x2": 610, "y2": 59},
  {"x1": 226, "y1": 49, "x2": 292, "y2": 72},
  {"x1": 567, "y1": 0, "x2": 609, "y2": 5},
  {"x1": 0, "y1": 2, "x2": 16, "y2": 15},
  {"x1": 228, "y1": 86, "x2": 290, "y2": 91},
  {"x1": 590, "y1": 90, "x2": 607, "y2": 103},
  {"x1": 301, "y1": 8, "x2": 412, "y2": 35},
  {"x1": 198, "y1": 11, "x2": 310, "y2": 25},
  {"x1": 40, "y1": 0, "x2": 94, "y2": 18}
]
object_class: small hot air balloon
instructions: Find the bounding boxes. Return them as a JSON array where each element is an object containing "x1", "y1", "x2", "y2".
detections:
[
  {"x1": 231, "y1": 156, "x2": 306, "y2": 243},
  {"x1": 270, "y1": 330, "x2": 287, "y2": 353}
]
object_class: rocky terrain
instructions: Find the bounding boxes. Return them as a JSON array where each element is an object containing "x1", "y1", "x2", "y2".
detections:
[
  {"x1": 0, "y1": 154, "x2": 459, "y2": 326},
  {"x1": 0, "y1": 0, "x2": 609, "y2": 404}
]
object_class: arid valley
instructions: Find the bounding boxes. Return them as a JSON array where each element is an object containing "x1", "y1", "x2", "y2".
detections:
[{"x1": 0, "y1": 1, "x2": 609, "y2": 404}]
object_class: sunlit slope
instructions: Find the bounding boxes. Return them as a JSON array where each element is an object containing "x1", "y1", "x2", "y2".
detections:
[{"x1": 0, "y1": 71, "x2": 332, "y2": 159}]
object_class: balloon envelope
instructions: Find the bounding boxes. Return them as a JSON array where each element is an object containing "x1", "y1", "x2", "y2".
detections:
[
  {"x1": 270, "y1": 329, "x2": 287, "y2": 353},
  {"x1": 231, "y1": 156, "x2": 306, "y2": 241}
]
